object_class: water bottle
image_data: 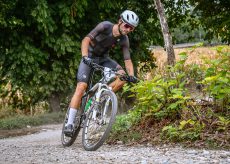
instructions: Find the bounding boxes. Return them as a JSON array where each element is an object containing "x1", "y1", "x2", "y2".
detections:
[{"x1": 85, "y1": 98, "x2": 92, "y2": 111}]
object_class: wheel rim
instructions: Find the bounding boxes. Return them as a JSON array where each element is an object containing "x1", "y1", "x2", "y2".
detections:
[
  {"x1": 61, "y1": 112, "x2": 80, "y2": 144},
  {"x1": 83, "y1": 94, "x2": 113, "y2": 147},
  {"x1": 61, "y1": 113, "x2": 72, "y2": 143}
]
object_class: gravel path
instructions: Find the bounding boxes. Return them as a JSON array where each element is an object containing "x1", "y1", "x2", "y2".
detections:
[{"x1": 0, "y1": 124, "x2": 229, "y2": 164}]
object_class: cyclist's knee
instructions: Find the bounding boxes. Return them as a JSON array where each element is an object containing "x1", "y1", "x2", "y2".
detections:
[
  {"x1": 118, "y1": 78, "x2": 126, "y2": 87},
  {"x1": 111, "y1": 78, "x2": 126, "y2": 92},
  {"x1": 75, "y1": 82, "x2": 87, "y2": 96}
]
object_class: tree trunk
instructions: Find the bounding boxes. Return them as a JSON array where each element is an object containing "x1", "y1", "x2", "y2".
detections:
[
  {"x1": 48, "y1": 92, "x2": 61, "y2": 112},
  {"x1": 154, "y1": 0, "x2": 175, "y2": 65}
]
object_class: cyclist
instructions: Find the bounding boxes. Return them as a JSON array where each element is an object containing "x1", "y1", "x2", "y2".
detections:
[{"x1": 64, "y1": 10, "x2": 139, "y2": 135}]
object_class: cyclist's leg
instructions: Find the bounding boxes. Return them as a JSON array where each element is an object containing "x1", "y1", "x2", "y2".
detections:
[
  {"x1": 101, "y1": 57, "x2": 126, "y2": 92},
  {"x1": 69, "y1": 82, "x2": 87, "y2": 109},
  {"x1": 64, "y1": 59, "x2": 91, "y2": 133}
]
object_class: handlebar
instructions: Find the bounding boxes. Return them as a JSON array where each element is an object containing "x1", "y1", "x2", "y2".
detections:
[{"x1": 85, "y1": 61, "x2": 139, "y2": 83}]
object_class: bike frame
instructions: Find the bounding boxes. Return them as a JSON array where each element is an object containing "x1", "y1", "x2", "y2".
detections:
[
  {"x1": 81, "y1": 66, "x2": 115, "y2": 120},
  {"x1": 81, "y1": 61, "x2": 134, "y2": 124},
  {"x1": 87, "y1": 68, "x2": 115, "y2": 118}
]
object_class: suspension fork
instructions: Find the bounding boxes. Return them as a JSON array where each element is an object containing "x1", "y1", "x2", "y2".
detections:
[
  {"x1": 102, "y1": 97, "x2": 111, "y2": 121},
  {"x1": 91, "y1": 83, "x2": 110, "y2": 120}
]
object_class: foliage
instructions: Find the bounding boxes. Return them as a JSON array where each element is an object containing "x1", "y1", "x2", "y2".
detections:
[
  {"x1": 201, "y1": 46, "x2": 230, "y2": 110},
  {"x1": 167, "y1": 0, "x2": 230, "y2": 44},
  {"x1": 0, "y1": 0, "x2": 83, "y2": 111},
  {"x1": 0, "y1": 0, "x2": 195, "y2": 112},
  {"x1": 188, "y1": 0, "x2": 230, "y2": 43},
  {"x1": 161, "y1": 119, "x2": 205, "y2": 141},
  {"x1": 111, "y1": 114, "x2": 133, "y2": 135},
  {"x1": 172, "y1": 20, "x2": 206, "y2": 44},
  {"x1": 3, "y1": 0, "x2": 226, "y2": 113},
  {"x1": 112, "y1": 46, "x2": 230, "y2": 147},
  {"x1": 216, "y1": 116, "x2": 230, "y2": 132},
  {"x1": 109, "y1": 114, "x2": 142, "y2": 143},
  {"x1": 130, "y1": 52, "x2": 191, "y2": 120}
]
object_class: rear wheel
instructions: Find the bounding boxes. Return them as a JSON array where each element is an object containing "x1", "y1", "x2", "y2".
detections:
[
  {"x1": 61, "y1": 109, "x2": 81, "y2": 147},
  {"x1": 82, "y1": 90, "x2": 117, "y2": 151}
]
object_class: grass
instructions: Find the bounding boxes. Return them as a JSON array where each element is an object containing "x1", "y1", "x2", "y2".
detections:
[{"x1": 0, "y1": 112, "x2": 65, "y2": 130}]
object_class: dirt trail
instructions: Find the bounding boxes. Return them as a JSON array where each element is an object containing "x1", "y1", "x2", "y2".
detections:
[{"x1": 0, "y1": 124, "x2": 229, "y2": 164}]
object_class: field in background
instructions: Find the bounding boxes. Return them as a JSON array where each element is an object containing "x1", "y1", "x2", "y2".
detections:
[{"x1": 144, "y1": 46, "x2": 222, "y2": 80}]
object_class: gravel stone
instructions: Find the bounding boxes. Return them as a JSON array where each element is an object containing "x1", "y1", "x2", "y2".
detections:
[{"x1": 0, "y1": 124, "x2": 229, "y2": 164}]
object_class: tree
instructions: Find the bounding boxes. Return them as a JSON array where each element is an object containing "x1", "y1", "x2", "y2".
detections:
[
  {"x1": 188, "y1": 0, "x2": 230, "y2": 44},
  {"x1": 154, "y1": 0, "x2": 175, "y2": 65},
  {"x1": 0, "y1": 0, "x2": 85, "y2": 112},
  {"x1": 0, "y1": 0, "x2": 190, "y2": 112}
]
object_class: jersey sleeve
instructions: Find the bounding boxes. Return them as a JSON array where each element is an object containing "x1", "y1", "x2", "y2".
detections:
[
  {"x1": 86, "y1": 22, "x2": 106, "y2": 40},
  {"x1": 120, "y1": 36, "x2": 131, "y2": 60}
]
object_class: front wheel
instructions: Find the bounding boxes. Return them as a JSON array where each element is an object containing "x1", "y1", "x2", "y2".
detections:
[{"x1": 82, "y1": 90, "x2": 117, "y2": 151}]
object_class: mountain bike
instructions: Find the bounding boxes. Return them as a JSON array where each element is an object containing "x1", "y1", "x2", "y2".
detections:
[{"x1": 61, "y1": 62, "x2": 136, "y2": 151}]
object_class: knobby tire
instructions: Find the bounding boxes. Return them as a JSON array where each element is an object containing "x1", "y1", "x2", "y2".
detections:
[{"x1": 82, "y1": 90, "x2": 117, "y2": 151}]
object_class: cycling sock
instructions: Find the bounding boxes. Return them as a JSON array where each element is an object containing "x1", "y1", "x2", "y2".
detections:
[{"x1": 67, "y1": 108, "x2": 78, "y2": 125}]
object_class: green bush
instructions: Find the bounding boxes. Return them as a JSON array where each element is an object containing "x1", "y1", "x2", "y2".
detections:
[
  {"x1": 129, "y1": 52, "x2": 191, "y2": 120},
  {"x1": 201, "y1": 46, "x2": 230, "y2": 110},
  {"x1": 115, "y1": 46, "x2": 230, "y2": 146}
]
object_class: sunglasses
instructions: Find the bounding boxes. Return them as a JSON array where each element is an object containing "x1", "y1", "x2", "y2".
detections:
[{"x1": 123, "y1": 23, "x2": 134, "y2": 31}]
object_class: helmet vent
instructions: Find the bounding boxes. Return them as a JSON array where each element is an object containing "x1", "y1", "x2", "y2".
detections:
[{"x1": 120, "y1": 10, "x2": 139, "y2": 27}]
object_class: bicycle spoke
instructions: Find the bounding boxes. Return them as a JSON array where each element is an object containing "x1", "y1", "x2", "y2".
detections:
[
  {"x1": 61, "y1": 110, "x2": 82, "y2": 147},
  {"x1": 83, "y1": 93, "x2": 114, "y2": 148}
]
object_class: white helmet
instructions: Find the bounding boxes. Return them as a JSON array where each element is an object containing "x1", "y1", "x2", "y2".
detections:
[{"x1": 120, "y1": 10, "x2": 139, "y2": 27}]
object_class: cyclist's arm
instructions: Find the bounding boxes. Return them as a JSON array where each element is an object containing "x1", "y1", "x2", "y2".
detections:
[
  {"x1": 81, "y1": 37, "x2": 91, "y2": 57},
  {"x1": 124, "y1": 59, "x2": 134, "y2": 76},
  {"x1": 121, "y1": 36, "x2": 134, "y2": 76},
  {"x1": 81, "y1": 22, "x2": 106, "y2": 57}
]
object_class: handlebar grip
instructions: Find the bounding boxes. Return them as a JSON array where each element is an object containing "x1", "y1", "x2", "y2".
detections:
[
  {"x1": 119, "y1": 75, "x2": 139, "y2": 83},
  {"x1": 119, "y1": 76, "x2": 129, "y2": 82},
  {"x1": 119, "y1": 76, "x2": 126, "y2": 81}
]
